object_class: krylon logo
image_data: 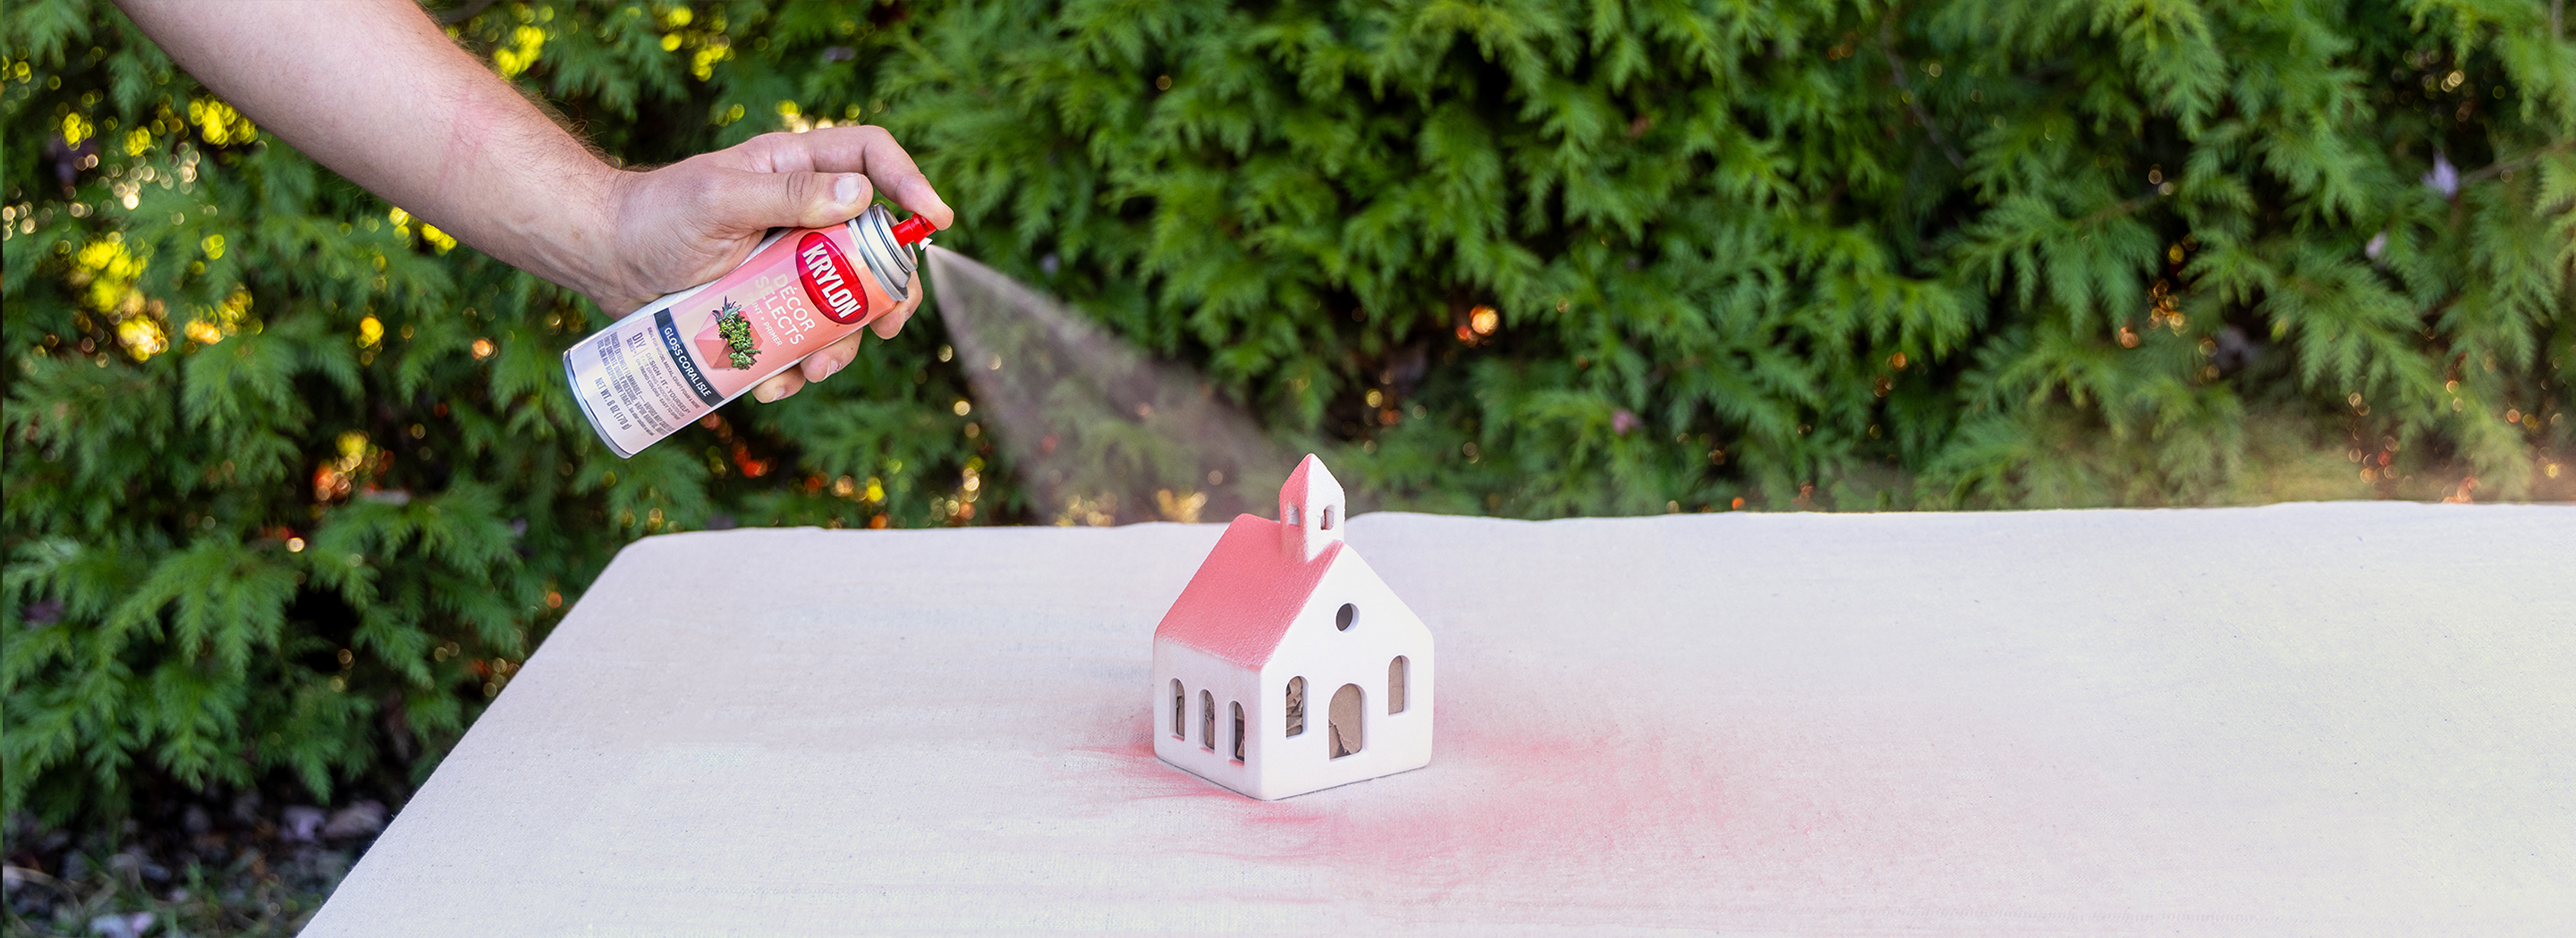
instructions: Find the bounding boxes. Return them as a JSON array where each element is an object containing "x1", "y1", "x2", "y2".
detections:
[{"x1": 796, "y1": 232, "x2": 868, "y2": 324}]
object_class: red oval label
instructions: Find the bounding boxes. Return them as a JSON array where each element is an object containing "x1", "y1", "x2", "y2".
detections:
[{"x1": 795, "y1": 232, "x2": 869, "y2": 325}]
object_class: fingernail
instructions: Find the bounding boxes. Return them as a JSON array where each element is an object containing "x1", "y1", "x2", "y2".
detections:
[
  {"x1": 834, "y1": 174, "x2": 862, "y2": 206},
  {"x1": 754, "y1": 384, "x2": 779, "y2": 403},
  {"x1": 821, "y1": 356, "x2": 847, "y2": 380}
]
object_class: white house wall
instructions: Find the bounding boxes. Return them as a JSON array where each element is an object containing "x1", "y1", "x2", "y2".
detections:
[
  {"x1": 1254, "y1": 550, "x2": 1434, "y2": 799},
  {"x1": 1150, "y1": 640, "x2": 1262, "y2": 795}
]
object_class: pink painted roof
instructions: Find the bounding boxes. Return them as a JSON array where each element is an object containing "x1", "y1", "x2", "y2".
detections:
[{"x1": 1154, "y1": 513, "x2": 1342, "y2": 668}]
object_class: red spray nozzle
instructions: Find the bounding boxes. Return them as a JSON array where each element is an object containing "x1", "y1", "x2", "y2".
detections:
[{"x1": 890, "y1": 214, "x2": 936, "y2": 245}]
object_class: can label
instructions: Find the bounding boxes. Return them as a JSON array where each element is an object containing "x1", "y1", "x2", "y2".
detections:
[{"x1": 564, "y1": 219, "x2": 899, "y2": 457}]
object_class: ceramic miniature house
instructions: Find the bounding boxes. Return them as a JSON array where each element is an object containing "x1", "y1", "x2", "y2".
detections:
[{"x1": 1151, "y1": 454, "x2": 1434, "y2": 800}]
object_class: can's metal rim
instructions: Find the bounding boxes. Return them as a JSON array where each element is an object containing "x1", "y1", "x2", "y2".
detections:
[{"x1": 849, "y1": 205, "x2": 916, "y2": 303}]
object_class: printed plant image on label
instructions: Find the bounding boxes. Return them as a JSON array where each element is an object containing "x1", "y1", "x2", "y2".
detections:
[
  {"x1": 693, "y1": 298, "x2": 763, "y2": 371},
  {"x1": 714, "y1": 299, "x2": 759, "y2": 369}
]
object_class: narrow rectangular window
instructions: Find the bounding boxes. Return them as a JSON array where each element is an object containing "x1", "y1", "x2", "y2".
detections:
[
  {"x1": 1172, "y1": 680, "x2": 1185, "y2": 738},
  {"x1": 1285, "y1": 677, "x2": 1305, "y2": 737},
  {"x1": 1200, "y1": 689, "x2": 1216, "y2": 750},
  {"x1": 1230, "y1": 702, "x2": 1245, "y2": 762},
  {"x1": 1388, "y1": 655, "x2": 1409, "y2": 714}
]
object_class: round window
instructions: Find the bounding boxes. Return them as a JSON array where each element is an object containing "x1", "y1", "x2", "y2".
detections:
[{"x1": 1335, "y1": 603, "x2": 1357, "y2": 631}]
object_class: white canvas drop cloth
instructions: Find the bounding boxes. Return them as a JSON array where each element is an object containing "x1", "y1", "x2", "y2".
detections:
[{"x1": 305, "y1": 503, "x2": 2576, "y2": 936}]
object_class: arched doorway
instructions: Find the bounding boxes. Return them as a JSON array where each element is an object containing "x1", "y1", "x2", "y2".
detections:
[{"x1": 1328, "y1": 683, "x2": 1363, "y2": 758}]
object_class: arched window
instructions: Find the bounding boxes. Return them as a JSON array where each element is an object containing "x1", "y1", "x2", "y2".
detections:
[
  {"x1": 1171, "y1": 680, "x2": 1184, "y2": 738},
  {"x1": 1199, "y1": 689, "x2": 1216, "y2": 750},
  {"x1": 1321, "y1": 506, "x2": 1337, "y2": 529},
  {"x1": 1329, "y1": 683, "x2": 1363, "y2": 758},
  {"x1": 1230, "y1": 702, "x2": 1245, "y2": 762},
  {"x1": 1285, "y1": 677, "x2": 1305, "y2": 737},
  {"x1": 1388, "y1": 655, "x2": 1408, "y2": 714}
]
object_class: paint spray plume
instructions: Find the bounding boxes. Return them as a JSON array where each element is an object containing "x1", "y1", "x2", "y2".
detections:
[{"x1": 925, "y1": 247, "x2": 1296, "y2": 526}]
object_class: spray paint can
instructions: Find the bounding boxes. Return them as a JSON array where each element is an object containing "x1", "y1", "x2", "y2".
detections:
[{"x1": 562, "y1": 204, "x2": 935, "y2": 458}]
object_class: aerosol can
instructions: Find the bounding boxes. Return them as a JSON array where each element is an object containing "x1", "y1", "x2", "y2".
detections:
[{"x1": 562, "y1": 205, "x2": 934, "y2": 457}]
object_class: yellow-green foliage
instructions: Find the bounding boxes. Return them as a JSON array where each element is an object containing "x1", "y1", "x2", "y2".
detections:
[{"x1": 1, "y1": 1, "x2": 983, "y2": 826}]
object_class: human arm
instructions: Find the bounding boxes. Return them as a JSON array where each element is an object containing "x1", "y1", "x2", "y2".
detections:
[{"x1": 112, "y1": 0, "x2": 952, "y2": 401}]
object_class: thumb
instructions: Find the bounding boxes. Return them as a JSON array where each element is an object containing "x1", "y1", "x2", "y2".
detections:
[{"x1": 710, "y1": 168, "x2": 875, "y2": 232}]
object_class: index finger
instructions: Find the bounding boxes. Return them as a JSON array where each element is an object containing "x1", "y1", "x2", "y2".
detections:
[{"x1": 751, "y1": 126, "x2": 954, "y2": 231}]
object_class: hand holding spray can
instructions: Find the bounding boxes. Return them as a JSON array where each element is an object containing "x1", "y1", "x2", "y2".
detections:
[{"x1": 563, "y1": 205, "x2": 935, "y2": 457}]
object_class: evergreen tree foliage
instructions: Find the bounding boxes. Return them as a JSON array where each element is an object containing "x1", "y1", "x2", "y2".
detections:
[
  {"x1": 4, "y1": 0, "x2": 2571, "y2": 830},
  {"x1": 888, "y1": 0, "x2": 2573, "y2": 514}
]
